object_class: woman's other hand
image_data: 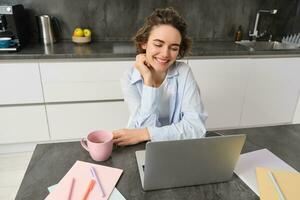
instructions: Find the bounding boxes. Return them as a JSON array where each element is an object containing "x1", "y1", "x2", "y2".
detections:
[{"x1": 112, "y1": 128, "x2": 150, "y2": 146}]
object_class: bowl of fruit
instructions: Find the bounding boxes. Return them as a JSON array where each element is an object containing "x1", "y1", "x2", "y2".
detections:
[{"x1": 72, "y1": 27, "x2": 92, "y2": 44}]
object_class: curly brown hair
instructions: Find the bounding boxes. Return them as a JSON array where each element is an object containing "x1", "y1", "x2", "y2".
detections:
[{"x1": 133, "y1": 7, "x2": 191, "y2": 59}]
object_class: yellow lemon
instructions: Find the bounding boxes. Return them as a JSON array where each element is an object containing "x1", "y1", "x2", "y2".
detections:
[
  {"x1": 83, "y1": 29, "x2": 91, "y2": 37},
  {"x1": 73, "y1": 28, "x2": 84, "y2": 37}
]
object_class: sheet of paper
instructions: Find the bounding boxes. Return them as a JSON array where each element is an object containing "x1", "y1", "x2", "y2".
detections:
[
  {"x1": 48, "y1": 184, "x2": 126, "y2": 200},
  {"x1": 45, "y1": 160, "x2": 123, "y2": 200},
  {"x1": 47, "y1": 184, "x2": 57, "y2": 193},
  {"x1": 234, "y1": 148, "x2": 297, "y2": 195},
  {"x1": 108, "y1": 188, "x2": 126, "y2": 200}
]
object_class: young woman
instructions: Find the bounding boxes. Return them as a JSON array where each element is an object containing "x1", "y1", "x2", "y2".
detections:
[{"x1": 113, "y1": 7, "x2": 207, "y2": 146}]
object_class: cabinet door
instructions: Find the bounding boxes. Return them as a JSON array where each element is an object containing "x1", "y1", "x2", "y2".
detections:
[
  {"x1": 46, "y1": 101, "x2": 129, "y2": 140},
  {"x1": 189, "y1": 59, "x2": 250, "y2": 129},
  {"x1": 0, "y1": 62, "x2": 44, "y2": 105},
  {"x1": 40, "y1": 60, "x2": 134, "y2": 102},
  {"x1": 293, "y1": 95, "x2": 300, "y2": 124},
  {"x1": 0, "y1": 105, "x2": 49, "y2": 144},
  {"x1": 240, "y1": 58, "x2": 300, "y2": 126}
]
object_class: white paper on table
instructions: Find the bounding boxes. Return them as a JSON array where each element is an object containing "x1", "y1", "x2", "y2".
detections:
[
  {"x1": 233, "y1": 148, "x2": 298, "y2": 196},
  {"x1": 108, "y1": 187, "x2": 126, "y2": 200},
  {"x1": 48, "y1": 184, "x2": 126, "y2": 200}
]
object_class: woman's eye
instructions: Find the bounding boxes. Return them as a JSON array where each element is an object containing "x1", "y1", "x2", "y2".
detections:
[
  {"x1": 171, "y1": 47, "x2": 179, "y2": 51},
  {"x1": 154, "y1": 43, "x2": 162, "y2": 47}
]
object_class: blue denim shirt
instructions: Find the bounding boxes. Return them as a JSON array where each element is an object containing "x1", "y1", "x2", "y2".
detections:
[{"x1": 121, "y1": 61, "x2": 207, "y2": 141}]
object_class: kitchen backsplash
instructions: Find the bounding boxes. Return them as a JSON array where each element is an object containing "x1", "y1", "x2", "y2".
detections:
[{"x1": 0, "y1": 0, "x2": 299, "y2": 42}]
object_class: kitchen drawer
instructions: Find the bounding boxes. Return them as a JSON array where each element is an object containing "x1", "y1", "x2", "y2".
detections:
[
  {"x1": 46, "y1": 101, "x2": 129, "y2": 140},
  {"x1": 0, "y1": 62, "x2": 44, "y2": 105},
  {"x1": 39, "y1": 60, "x2": 134, "y2": 102},
  {"x1": 0, "y1": 105, "x2": 49, "y2": 144}
]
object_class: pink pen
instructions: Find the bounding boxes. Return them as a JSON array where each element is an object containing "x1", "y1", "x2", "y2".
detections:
[
  {"x1": 68, "y1": 178, "x2": 75, "y2": 200},
  {"x1": 90, "y1": 167, "x2": 105, "y2": 197},
  {"x1": 81, "y1": 179, "x2": 95, "y2": 200}
]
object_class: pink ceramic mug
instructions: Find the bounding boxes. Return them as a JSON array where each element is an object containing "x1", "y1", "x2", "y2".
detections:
[{"x1": 80, "y1": 130, "x2": 113, "y2": 161}]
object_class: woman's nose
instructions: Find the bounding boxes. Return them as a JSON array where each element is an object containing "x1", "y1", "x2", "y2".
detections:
[{"x1": 161, "y1": 46, "x2": 170, "y2": 57}]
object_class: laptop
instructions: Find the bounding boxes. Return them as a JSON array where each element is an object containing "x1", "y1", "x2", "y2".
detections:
[{"x1": 135, "y1": 132, "x2": 246, "y2": 191}]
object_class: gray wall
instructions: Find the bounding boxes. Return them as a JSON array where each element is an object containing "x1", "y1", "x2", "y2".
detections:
[{"x1": 0, "y1": 0, "x2": 299, "y2": 42}]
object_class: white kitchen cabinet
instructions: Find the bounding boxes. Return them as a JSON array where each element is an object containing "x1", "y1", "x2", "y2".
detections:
[
  {"x1": 39, "y1": 60, "x2": 134, "y2": 103},
  {"x1": 46, "y1": 101, "x2": 129, "y2": 140},
  {"x1": 189, "y1": 58, "x2": 251, "y2": 129},
  {"x1": 0, "y1": 61, "x2": 44, "y2": 105},
  {"x1": 0, "y1": 105, "x2": 49, "y2": 144},
  {"x1": 0, "y1": 61, "x2": 49, "y2": 145},
  {"x1": 40, "y1": 60, "x2": 132, "y2": 141},
  {"x1": 240, "y1": 58, "x2": 300, "y2": 126}
]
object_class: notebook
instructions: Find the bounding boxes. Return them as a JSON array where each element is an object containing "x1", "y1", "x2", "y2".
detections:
[
  {"x1": 256, "y1": 167, "x2": 300, "y2": 200},
  {"x1": 45, "y1": 160, "x2": 123, "y2": 200}
]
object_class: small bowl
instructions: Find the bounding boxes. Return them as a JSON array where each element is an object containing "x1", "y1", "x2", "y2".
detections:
[{"x1": 72, "y1": 36, "x2": 91, "y2": 44}]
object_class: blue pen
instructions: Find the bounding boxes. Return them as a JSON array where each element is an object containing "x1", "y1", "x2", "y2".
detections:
[{"x1": 90, "y1": 167, "x2": 105, "y2": 197}]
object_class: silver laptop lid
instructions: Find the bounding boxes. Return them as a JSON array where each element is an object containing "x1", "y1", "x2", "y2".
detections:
[{"x1": 140, "y1": 134, "x2": 246, "y2": 190}]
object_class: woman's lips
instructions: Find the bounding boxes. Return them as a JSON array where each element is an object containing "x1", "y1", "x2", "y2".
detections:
[{"x1": 154, "y1": 57, "x2": 169, "y2": 65}]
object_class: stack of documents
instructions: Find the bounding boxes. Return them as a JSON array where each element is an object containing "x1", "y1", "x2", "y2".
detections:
[
  {"x1": 234, "y1": 149, "x2": 298, "y2": 195},
  {"x1": 45, "y1": 160, "x2": 124, "y2": 200}
]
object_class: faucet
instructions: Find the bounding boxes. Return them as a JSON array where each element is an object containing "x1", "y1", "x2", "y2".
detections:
[{"x1": 249, "y1": 9, "x2": 277, "y2": 41}]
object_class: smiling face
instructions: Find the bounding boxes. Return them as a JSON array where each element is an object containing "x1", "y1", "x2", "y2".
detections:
[{"x1": 141, "y1": 25, "x2": 182, "y2": 73}]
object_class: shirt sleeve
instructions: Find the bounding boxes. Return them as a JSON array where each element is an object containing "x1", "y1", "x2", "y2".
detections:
[
  {"x1": 147, "y1": 68, "x2": 208, "y2": 141},
  {"x1": 121, "y1": 68, "x2": 162, "y2": 128}
]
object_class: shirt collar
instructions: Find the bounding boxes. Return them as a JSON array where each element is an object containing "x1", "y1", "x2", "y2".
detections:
[{"x1": 130, "y1": 62, "x2": 179, "y2": 85}]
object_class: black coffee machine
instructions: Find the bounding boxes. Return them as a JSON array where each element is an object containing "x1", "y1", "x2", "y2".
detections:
[{"x1": 0, "y1": 4, "x2": 30, "y2": 51}]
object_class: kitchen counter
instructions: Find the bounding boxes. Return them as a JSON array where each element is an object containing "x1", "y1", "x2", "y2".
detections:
[{"x1": 1, "y1": 41, "x2": 300, "y2": 60}]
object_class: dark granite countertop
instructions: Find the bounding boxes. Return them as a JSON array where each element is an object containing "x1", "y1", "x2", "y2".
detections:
[
  {"x1": 1, "y1": 41, "x2": 300, "y2": 60},
  {"x1": 15, "y1": 124, "x2": 300, "y2": 200}
]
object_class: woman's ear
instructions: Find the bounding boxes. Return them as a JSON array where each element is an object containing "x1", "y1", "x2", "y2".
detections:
[{"x1": 141, "y1": 43, "x2": 147, "y2": 50}]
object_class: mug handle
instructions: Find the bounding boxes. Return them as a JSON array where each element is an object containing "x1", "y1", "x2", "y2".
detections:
[{"x1": 80, "y1": 138, "x2": 89, "y2": 152}]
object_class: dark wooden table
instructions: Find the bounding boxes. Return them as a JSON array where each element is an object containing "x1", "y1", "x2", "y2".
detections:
[{"x1": 15, "y1": 124, "x2": 300, "y2": 200}]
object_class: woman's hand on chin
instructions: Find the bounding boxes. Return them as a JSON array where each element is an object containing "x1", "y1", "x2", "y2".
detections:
[
  {"x1": 134, "y1": 54, "x2": 156, "y2": 86},
  {"x1": 112, "y1": 128, "x2": 150, "y2": 146}
]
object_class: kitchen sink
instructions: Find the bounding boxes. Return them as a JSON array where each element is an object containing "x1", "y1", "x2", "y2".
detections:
[{"x1": 235, "y1": 40, "x2": 300, "y2": 50}]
